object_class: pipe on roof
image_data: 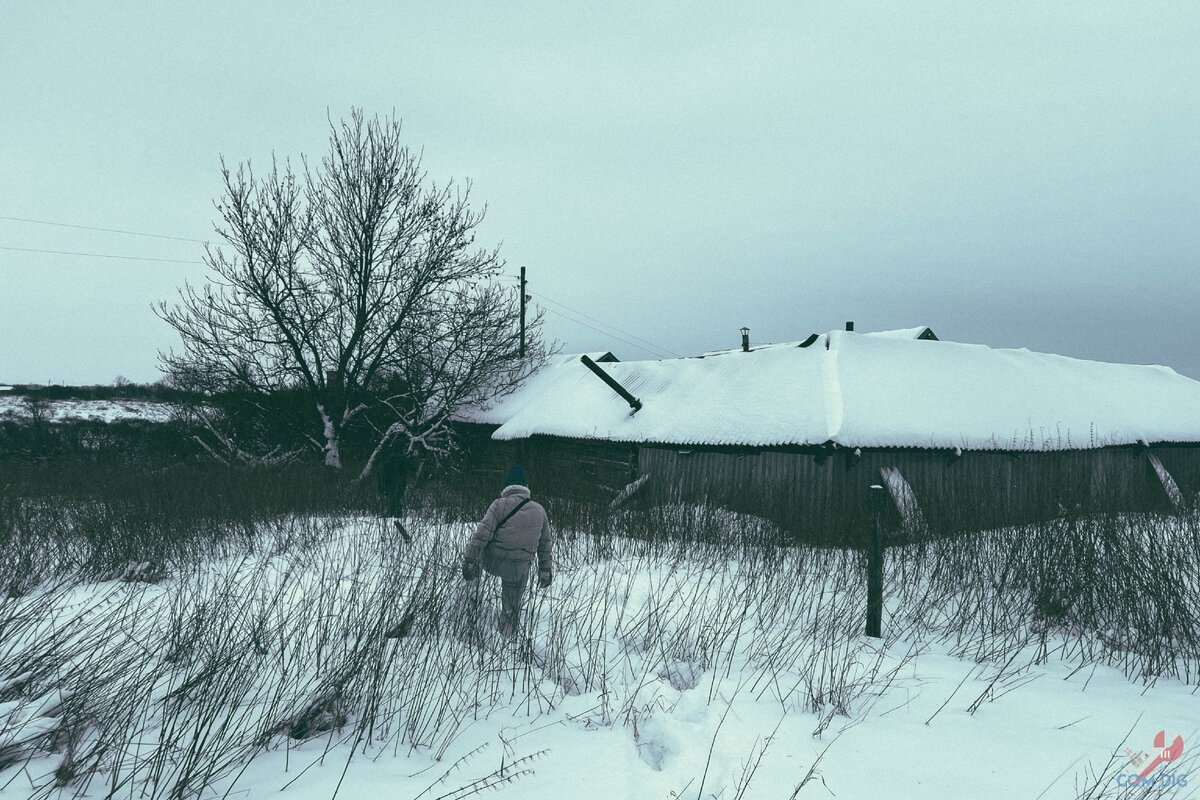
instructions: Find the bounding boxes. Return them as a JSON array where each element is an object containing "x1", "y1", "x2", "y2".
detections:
[{"x1": 580, "y1": 354, "x2": 643, "y2": 413}]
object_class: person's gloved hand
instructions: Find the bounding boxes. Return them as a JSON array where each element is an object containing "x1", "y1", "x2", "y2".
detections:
[
  {"x1": 538, "y1": 570, "x2": 552, "y2": 589},
  {"x1": 462, "y1": 560, "x2": 480, "y2": 581}
]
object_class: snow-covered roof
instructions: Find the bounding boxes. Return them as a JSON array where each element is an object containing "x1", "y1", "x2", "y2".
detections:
[
  {"x1": 861, "y1": 326, "x2": 937, "y2": 341},
  {"x1": 461, "y1": 352, "x2": 617, "y2": 426},
  {"x1": 463, "y1": 330, "x2": 1200, "y2": 450}
]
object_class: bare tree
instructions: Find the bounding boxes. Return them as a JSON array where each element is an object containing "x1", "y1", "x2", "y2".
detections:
[
  {"x1": 158, "y1": 110, "x2": 546, "y2": 470},
  {"x1": 23, "y1": 394, "x2": 50, "y2": 434}
]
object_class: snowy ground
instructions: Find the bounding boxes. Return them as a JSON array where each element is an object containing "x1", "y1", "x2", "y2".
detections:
[
  {"x1": 1, "y1": 511, "x2": 1196, "y2": 799},
  {"x1": 0, "y1": 397, "x2": 174, "y2": 424}
]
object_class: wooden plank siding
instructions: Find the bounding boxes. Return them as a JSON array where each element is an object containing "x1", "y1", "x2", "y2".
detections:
[
  {"x1": 638, "y1": 444, "x2": 1180, "y2": 544},
  {"x1": 454, "y1": 424, "x2": 636, "y2": 503},
  {"x1": 1148, "y1": 445, "x2": 1200, "y2": 498},
  {"x1": 454, "y1": 423, "x2": 1194, "y2": 545}
]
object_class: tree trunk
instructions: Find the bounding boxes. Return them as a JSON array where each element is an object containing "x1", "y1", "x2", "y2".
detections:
[
  {"x1": 358, "y1": 421, "x2": 406, "y2": 481},
  {"x1": 317, "y1": 403, "x2": 342, "y2": 469}
]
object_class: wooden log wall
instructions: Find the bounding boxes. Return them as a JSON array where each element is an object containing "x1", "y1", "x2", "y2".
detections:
[
  {"x1": 1149, "y1": 445, "x2": 1200, "y2": 499},
  {"x1": 636, "y1": 443, "x2": 1182, "y2": 545},
  {"x1": 455, "y1": 423, "x2": 1196, "y2": 545},
  {"x1": 453, "y1": 424, "x2": 636, "y2": 503}
]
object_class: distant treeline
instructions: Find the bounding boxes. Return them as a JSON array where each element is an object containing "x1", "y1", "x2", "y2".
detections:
[
  {"x1": 1, "y1": 385, "x2": 393, "y2": 472},
  {"x1": 3, "y1": 382, "x2": 200, "y2": 402}
]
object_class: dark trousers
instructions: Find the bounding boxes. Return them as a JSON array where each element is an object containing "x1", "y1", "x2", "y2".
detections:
[
  {"x1": 382, "y1": 479, "x2": 407, "y2": 517},
  {"x1": 485, "y1": 555, "x2": 531, "y2": 637}
]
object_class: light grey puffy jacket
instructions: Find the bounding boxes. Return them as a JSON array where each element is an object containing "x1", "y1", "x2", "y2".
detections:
[{"x1": 464, "y1": 485, "x2": 553, "y2": 576}]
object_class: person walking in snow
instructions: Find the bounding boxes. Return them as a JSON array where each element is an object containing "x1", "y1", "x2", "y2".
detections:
[
  {"x1": 378, "y1": 442, "x2": 422, "y2": 527},
  {"x1": 461, "y1": 465, "x2": 553, "y2": 638}
]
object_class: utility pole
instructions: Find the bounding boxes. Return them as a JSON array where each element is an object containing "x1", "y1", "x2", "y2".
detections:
[{"x1": 519, "y1": 266, "x2": 527, "y2": 359}]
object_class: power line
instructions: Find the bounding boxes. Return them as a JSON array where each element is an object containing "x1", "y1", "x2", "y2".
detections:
[
  {"x1": 0, "y1": 214, "x2": 211, "y2": 244},
  {"x1": 509, "y1": 271, "x2": 682, "y2": 358},
  {"x1": 538, "y1": 293, "x2": 682, "y2": 357},
  {"x1": 0, "y1": 216, "x2": 683, "y2": 357},
  {"x1": 539, "y1": 304, "x2": 664, "y2": 358},
  {"x1": 530, "y1": 289, "x2": 684, "y2": 358},
  {"x1": 0, "y1": 245, "x2": 205, "y2": 265},
  {"x1": 538, "y1": 304, "x2": 676, "y2": 360},
  {"x1": 506, "y1": 272, "x2": 681, "y2": 357}
]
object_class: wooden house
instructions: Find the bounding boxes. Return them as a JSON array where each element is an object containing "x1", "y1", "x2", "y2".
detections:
[{"x1": 456, "y1": 328, "x2": 1200, "y2": 543}]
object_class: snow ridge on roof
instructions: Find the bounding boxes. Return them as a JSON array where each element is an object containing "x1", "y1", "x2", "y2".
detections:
[
  {"x1": 862, "y1": 326, "x2": 936, "y2": 340},
  {"x1": 468, "y1": 330, "x2": 1200, "y2": 450}
]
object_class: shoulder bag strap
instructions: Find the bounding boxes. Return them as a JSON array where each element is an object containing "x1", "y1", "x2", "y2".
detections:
[{"x1": 493, "y1": 497, "x2": 532, "y2": 536}]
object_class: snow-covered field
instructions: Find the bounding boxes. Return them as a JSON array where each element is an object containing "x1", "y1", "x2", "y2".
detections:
[
  {"x1": 0, "y1": 397, "x2": 174, "y2": 424},
  {"x1": 1, "y1": 510, "x2": 1197, "y2": 799}
]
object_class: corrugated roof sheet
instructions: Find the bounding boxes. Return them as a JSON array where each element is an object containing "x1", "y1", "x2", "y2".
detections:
[{"x1": 462, "y1": 330, "x2": 1200, "y2": 450}]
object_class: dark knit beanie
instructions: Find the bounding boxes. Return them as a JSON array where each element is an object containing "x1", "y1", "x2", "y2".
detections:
[{"x1": 503, "y1": 465, "x2": 527, "y2": 488}]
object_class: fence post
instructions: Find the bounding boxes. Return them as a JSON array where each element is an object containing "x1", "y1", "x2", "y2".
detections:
[{"x1": 866, "y1": 484, "x2": 885, "y2": 638}]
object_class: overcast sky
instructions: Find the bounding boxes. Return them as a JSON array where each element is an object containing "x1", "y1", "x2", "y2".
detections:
[{"x1": 2, "y1": 1, "x2": 1198, "y2": 385}]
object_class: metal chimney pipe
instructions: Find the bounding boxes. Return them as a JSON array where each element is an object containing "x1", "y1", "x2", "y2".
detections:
[
  {"x1": 845, "y1": 321, "x2": 854, "y2": 332},
  {"x1": 740, "y1": 326, "x2": 750, "y2": 352},
  {"x1": 580, "y1": 355, "x2": 642, "y2": 413}
]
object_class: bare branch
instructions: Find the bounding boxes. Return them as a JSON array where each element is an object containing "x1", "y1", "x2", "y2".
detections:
[{"x1": 158, "y1": 109, "x2": 547, "y2": 470}]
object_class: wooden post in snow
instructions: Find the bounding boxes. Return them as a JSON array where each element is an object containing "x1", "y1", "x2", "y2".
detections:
[{"x1": 866, "y1": 484, "x2": 885, "y2": 638}]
